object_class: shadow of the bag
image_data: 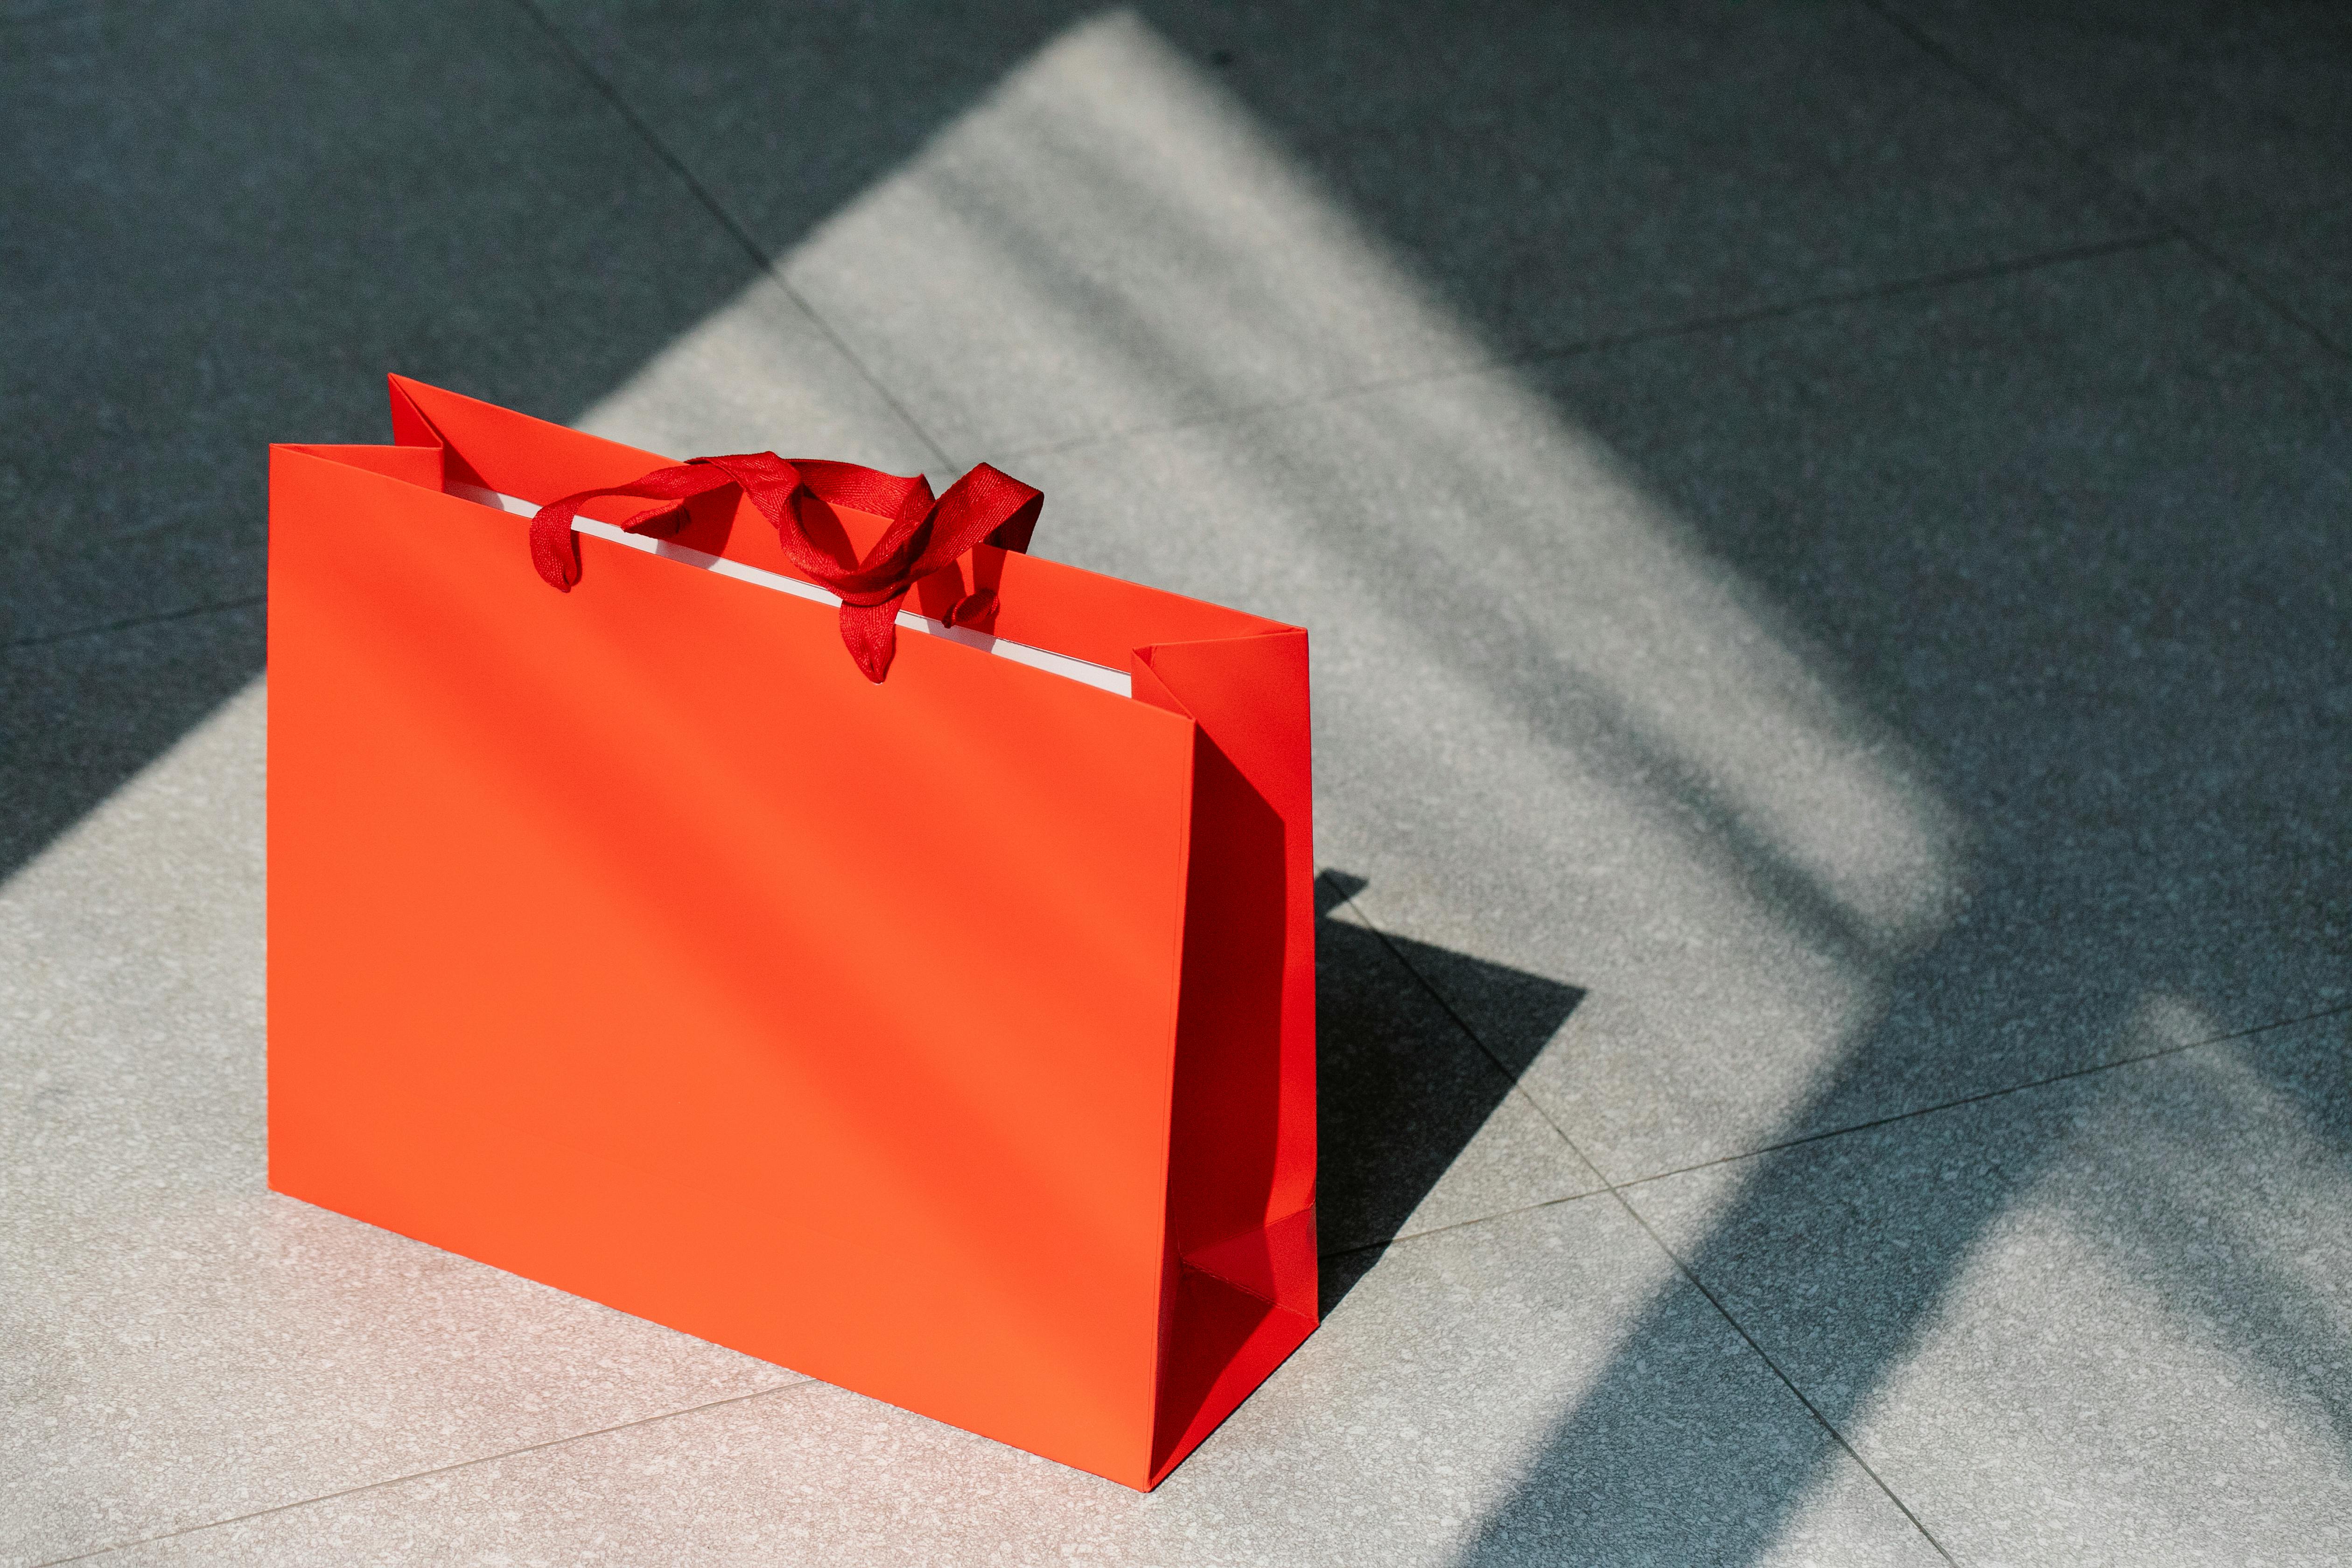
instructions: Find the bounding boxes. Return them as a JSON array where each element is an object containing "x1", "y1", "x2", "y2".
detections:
[{"x1": 1314, "y1": 869, "x2": 1584, "y2": 1316}]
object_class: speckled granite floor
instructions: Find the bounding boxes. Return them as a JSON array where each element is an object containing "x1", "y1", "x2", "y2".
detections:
[{"x1": 6, "y1": 3, "x2": 2349, "y2": 1564}]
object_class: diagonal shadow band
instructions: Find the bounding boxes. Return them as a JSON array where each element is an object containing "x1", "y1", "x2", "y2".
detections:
[
  {"x1": 14, "y1": 9, "x2": 2346, "y2": 1563},
  {"x1": 1454, "y1": 994, "x2": 2352, "y2": 1568},
  {"x1": 0, "y1": 0, "x2": 1068, "y2": 886},
  {"x1": 1315, "y1": 868, "x2": 1586, "y2": 1313}
]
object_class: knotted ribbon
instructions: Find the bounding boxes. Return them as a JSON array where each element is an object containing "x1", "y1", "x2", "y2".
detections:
[{"x1": 529, "y1": 453, "x2": 1042, "y2": 682}]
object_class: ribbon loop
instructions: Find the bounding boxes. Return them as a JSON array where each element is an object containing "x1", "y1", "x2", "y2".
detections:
[
  {"x1": 526, "y1": 460, "x2": 749, "y2": 591},
  {"x1": 528, "y1": 453, "x2": 1041, "y2": 682}
]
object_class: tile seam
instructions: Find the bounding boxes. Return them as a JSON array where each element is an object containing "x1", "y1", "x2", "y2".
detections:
[
  {"x1": 28, "y1": 1382, "x2": 815, "y2": 1568},
  {"x1": 1320, "y1": 878, "x2": 1609, "y2": 1188},
  {"x1": 1329, "y1": 876, "x2": 1959, "y2": 1564},
  {"x1": 1597, "y1": 1195, "x2": 1960, "y2": 1563},
  {"x1": 1852, "y1": 0, "x2": 2352, "y2": 364},
  {"x1": 501, "y1": 0, "x2": 961, "y2": 470},
  {"x1": 2168, "y1": 221, "x2": 2352, "y2": 362},
  {"x1": 1311, "y1": 1001, "x2": 2352, "y2": 1258},
  {"x1": 1318, "y1": 1185, "x2": 1618, "y2": 1264},
  {"x1": 994, "y1": 230, "x2": 2178, "y2": 466},
  {"x1": 1611, "y1": 998, "x2": 2352, "y2": 1192},
  {"x1": 3, "y1": 594, "x2": 266, "y2": 654},
  {"x1": 0, "y1": 223, "x2": 2230, "y2": 652}
]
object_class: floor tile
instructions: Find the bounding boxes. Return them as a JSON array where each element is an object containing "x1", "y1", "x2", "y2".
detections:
[
  {"x1": 1624, "y1": 1011, "x2": 2352, "y2": 1568},
  {"x1": 0, "y1": 679, "x2": 797, "y2": 1568},
  {"x1": 3, "y1": 608, "x2": 262, "y2": 884},
  {"x1": 3, "y1": 0, "x2": 935, "y2": 894},
  {"x1": 767, "y1": 6, "x2": 1496, "y2": 460},
  {"x1": 1881, "y1": 0, "x2": 2352, "y2": 228},
  {"x1": 0, "y1": 0, "x2": 925, "y2": 646},
  {"x1": 2202, "y1": 200, "x2": 2352, "y2": 361},
  {"x1": 555, "y1": 0, "x2": 2140, "y2": 456},
  {"x1": 1010, "y1": 238, "x2": 2352, "y2": 1180},
  {"x1": 12, "y1": 8, "x2": 2349, "y2": 1562},
  {"x1": 0, "y1": 532, "x2": 267, "y2": 676},
  {"x1": 563, "y1": 271, "x2": 946, "y2": 474},
  {"x1": 1316, "y1": 881, "x2": 1599, "y2": 1254},
  {"x1": 90, "y1": 1200, "x2": 1943, "y2": 1568}
]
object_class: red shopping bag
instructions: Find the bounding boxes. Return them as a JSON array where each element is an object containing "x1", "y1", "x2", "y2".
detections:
[{"x1": 266, "y1": 377, "x2": 1316, "y2": 1489}]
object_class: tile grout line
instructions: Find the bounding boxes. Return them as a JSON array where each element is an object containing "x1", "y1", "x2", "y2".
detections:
[
  {"x1": 16, "y1": 228, "x2": 2181, "y2": 662},
  {"x1": 1597, "y1": 1190, "x2": 1961, "y2": 1563},
  {"x1": 503, "y1": 0, "x2": 962, "y2": 473},
  {"x1": 1318, "y1": 875, "x2": 1611, "y2": 1193},
  {"x1": 6, "y1": 224, "x2": 2188, "y2": 657},
  {"x1": 1315, "y1": 998, "x2": 2352, "y2": 1267},
  {"x1": 3, "y1": 594, "x2": 266, "y2": 654},
  {"x1": 1611, "y1": 999, "x2": 2352, "y2": 1194},
  {"x1": 1321, "y1": 875, "x2": 1963, "y2": 1562},
  {"x1": 995, "y1": 230, "x2": 2179, "y2": 467},
  {"x1": 1319, "y1": 1185, "x2": 1618, "y2": 1263},
  {"x1": 1853, "y1": 0, "x2": 2352, "y2": 365},
  {"x1": 31, "y1": 1383, "x2": 815, "y2": 1568}
]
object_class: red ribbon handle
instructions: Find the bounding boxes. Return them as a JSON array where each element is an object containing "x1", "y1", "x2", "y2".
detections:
[{"x1": 528, "y1": 453, "x2": 1042, "y2": 683}]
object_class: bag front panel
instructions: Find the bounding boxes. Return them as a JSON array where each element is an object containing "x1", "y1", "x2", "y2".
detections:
[{"x1": 267, "y1": 448, "x2": 1196, "y2": 1485}]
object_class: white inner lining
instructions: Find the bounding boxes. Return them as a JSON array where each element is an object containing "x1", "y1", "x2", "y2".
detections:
[{"x1": 451, "y1": 485, "x2": 1132, "y2": 697}]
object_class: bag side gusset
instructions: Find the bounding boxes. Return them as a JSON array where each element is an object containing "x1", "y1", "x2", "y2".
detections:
[{"x1": 1131, "y1": 628, "x2": 1318, "y2": 1487}]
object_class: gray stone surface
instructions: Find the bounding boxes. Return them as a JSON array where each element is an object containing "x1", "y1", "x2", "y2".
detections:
[
  {"x1": 9, "y1": 2, "x2": 2351, "y2": 1563},
  {"x1": 0, "y1": 0, "x2": 932, "y2": 886},
  {"x1": 565, "y1": 271, "x2": 942, "y2": 473},
  {"x1": 554, "y1": 0, "x2": 2142, "y2": 457},
  {"x1": 2205, "y1": 200, "x2": 2352, "y2": 361},
  {"x1": 3, "y1": 608, "x2": 264, "y2": 882},
  {"x1": 83, "y1": 1199, "x2": 1946, "y2": 1568},
  {"x1": 1015, "y1": 237, "x2": 2352, "y2": 1181},
  {"x1": 1625, "y1": 1011, "x2": 2352, "y2": 1568},
  {"x1": 0, "y1": 680, "x2": 797, "y2": 1568},
  {"x1": 1316, "y1": 880, "x2": 1600, "y2": 1255},
  {"x1": 1880, "y1": 0, "x2": 2352, "y2": 228},
  {"x1": 0, "y1": 0, "x2": 920, "y2": 645}
]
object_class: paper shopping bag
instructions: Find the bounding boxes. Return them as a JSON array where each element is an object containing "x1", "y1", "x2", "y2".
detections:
[{"x1": 266, "y1": 376, "x2": 1316, "y2": 1490}]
